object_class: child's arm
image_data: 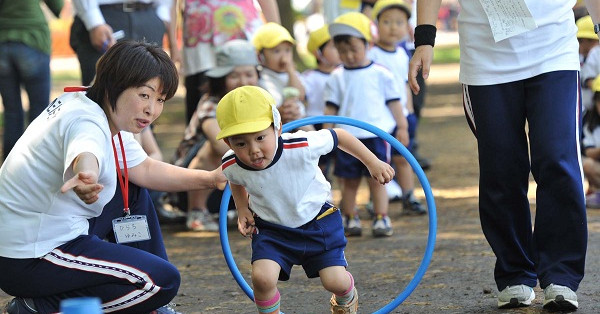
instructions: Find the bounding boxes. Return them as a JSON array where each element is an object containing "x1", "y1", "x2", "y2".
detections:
[
  {"x1": 230, "y1": 182, "x2": 256, "y2": 237},
  {"x1": 286, "y1": 65, "x2": 306, "y2": 101},
  {"x1": 405, "y1": 82, "x2": 415, "y2": 114},
  {"x1": 334, "y1": 128, "x2": 395, "y2": 184},
  {"x1": 388, "y1": 99, "x2": 410, "y2": 146},
  {"x1": 323, "y1": 103, "x2": 338, "y2": 129},
  {"x1": 586, "y1": 146, "x2": 600, "y2": 160}
]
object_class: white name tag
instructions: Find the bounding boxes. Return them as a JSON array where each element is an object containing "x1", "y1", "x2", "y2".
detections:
[{"x1": 112, "y1": 215, "x2": 151, "y2": 243}]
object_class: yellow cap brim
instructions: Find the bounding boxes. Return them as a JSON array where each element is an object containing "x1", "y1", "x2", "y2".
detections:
[{"x1": 216, "y1": 120, "x2": 272, "y2": 140}]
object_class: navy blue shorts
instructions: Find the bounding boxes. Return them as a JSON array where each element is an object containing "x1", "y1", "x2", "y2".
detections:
[
  {"x1": 391, "y1": 113, "x2": 417, "y2": 156},
  {"x1": 251, "y1": 203, "x2": 348, "y2": 281},
  {"x1": 334, "y1": 137, "x2": 389, "y2": 178}
]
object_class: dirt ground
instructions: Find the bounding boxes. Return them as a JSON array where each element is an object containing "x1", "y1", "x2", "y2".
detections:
[{"x1": 2, "y1": 73, "x2": 600, "y2": 313}]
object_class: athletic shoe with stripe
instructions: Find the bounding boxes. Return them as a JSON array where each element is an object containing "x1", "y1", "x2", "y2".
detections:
[
  {"x1": 543, "y1": 284, "x2": 578, "y2": 311},
  {"x1": 497, "y1": 285, "x2": 535, "y2": 309}
]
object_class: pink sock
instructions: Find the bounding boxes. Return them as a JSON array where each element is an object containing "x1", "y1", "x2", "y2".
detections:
[
  {"x1": 255, "y1": 290, "x2": 280, "y2": 314},
  {"x1": 335, "y1": 272, "x2": 355, "y2": 305}
]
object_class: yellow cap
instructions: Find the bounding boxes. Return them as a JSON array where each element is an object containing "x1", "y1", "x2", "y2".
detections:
[
  {"x1": 329, "y1": 12, "x2": 377, "y2": 42},
  {"x1": 592, "y1": 75, "x2": 600, "y2": 93},
  {"x1": 372, "y1": 0, "x2": 412, "y2": 21},
  {"x1": 216, "y1": 86, "x2": 276, "y2": 140},
  {"x1": 307, "y1": 25, "x2": 331, "y2": 56},
  {"x1": 252, "y1": 22, "x2": 296, "y2": 51},
  {"x1": 577, "y1": 15, "x2": 597, "y2": 40}
]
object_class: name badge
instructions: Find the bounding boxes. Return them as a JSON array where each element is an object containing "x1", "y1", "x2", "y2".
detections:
[{"x1": 112, "y1": 215, "x2": 151, "y2": 243}]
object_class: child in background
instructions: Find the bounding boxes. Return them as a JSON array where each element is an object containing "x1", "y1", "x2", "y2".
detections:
[
  {"x1": 578, "y1": 15, "x2": 600, "y2": 113},
  {"x1": 324, "y1": 12, "x2": 409, "y2": 237},
  {"x1": 583, "y1": 76, "x2": 600, "y2": 208},
  {"x1": 303, "y1": 25, "x2": 341, "y2": 118},
  {"x1": 172, "y1": 39, "x2": 260, "y2": 231},
  {"x1": 216, "y1": 86, "x2": 395, "y2": 314},
  {"x1": 368, "y1": 0, "x2": 426, "y2": 215},
  {"x1": 252, "y1": 22, "x2": 307, "y2": 125},
  {"x1": 302, "y1": 25, "x2": 341, "y2": 178}
]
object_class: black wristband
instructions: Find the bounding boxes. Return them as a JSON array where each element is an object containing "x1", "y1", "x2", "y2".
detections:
[{"x1": 414, "y1": 24, "x2": 437, "y2": 48}]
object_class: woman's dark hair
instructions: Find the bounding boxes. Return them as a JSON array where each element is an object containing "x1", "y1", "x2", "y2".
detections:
[
  {"x1": 86, "y1": 40, "x2": 179, "y2": 111},
  {"x1": 586, "y1": 92, "x2": 600, "y2": 132}
]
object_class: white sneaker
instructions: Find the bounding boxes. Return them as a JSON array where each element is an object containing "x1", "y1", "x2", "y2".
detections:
[
  {"x1": 343, "y1": 215, "x2": 362, "y2": 237},
  {"x1": 385, "y1": 180, "x2": 402, "y2": 201},
  {"x1": 543, "y1": 284, "x2": 578, "y2": 311},
  {"x1": 372, "y1": 215, "x2": 393, "y2": 237},
  {"x1": 497, "y1": 285, "x2": 535, "y2": 309},
  {"x1": 186, "y1": 209, "x2": 219, "y2": 231}
]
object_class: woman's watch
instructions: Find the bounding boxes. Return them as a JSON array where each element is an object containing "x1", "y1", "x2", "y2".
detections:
[{"x1": 595, "y1": 23, "x2": 600, "y2": 34}]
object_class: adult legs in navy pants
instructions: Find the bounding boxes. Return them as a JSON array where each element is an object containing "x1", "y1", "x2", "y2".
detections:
[
  {"x1": 0, "y1": 181, "x2": 180, "y2": 313},
  {"x1": 462, "y1": 70, "x2": 587, "y2": 292}
]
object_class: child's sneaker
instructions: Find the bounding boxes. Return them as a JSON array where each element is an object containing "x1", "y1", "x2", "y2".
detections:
[
  {"x1": 401, "y1": 191, "x2": 427, "y2": 216},
  {"x1": 3, "y1": 297, "x2": 37, "y2": 314},
  {"x1": 543, "y1": 284, "x2": 578, "y2": 311},
  {"x1": 186, "y1": 208, "x2": 219, "y2": 231},
  {"x1": 343, "y1": 215, "x2": 362, "y2": 237},
  {"x1": 372, "y1": 215, "x2": 393, "y2": 237},
  {"x1": 586, "y1": 192, "x2": 600, "y2": 209},
  {"x1": 497, "y1": 285, "x2": 535, "y2": 309},
  {"x1": 150, "y1": 303, "x2": 182, "y2": 314},
  {"x1": 330, "y1": 287, "x2": 358, "y2": 314}
]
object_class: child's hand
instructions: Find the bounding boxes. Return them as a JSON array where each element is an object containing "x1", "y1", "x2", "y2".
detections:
[
  {"x1": 237, "y1": 208, "x2": 256, "y2": 238},
  {"x1": 278, "y1": 99, "x2": 302, "y2": 123},
  {"x1": 395, "y1": 128, "x2": 410, "y2": 147},
  {"x1": 368, "y1": 160, "x2": 395, "y2": 184}
]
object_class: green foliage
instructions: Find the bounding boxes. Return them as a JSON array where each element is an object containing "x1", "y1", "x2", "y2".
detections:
[{"x1": 433, "y1": 45, "x2": 460, "y2": 64}]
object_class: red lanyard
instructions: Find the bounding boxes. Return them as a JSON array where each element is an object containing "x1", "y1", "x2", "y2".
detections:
[{"x1": 111, "y1": 133, "x2": 129, "y2": 216}]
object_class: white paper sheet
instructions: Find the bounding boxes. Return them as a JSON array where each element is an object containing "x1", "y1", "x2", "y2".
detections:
[{"x1": 478, "y1": 0, "x2": 538, "y2": 42}]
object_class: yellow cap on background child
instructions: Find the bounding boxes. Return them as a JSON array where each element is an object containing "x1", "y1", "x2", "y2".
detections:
[
  {"x1": 328, "y1": 12, "x2": 377, "y2": 42},
  {"x1": 576, "y1": 15, "x2": 597, "y2": 40},
  {"x1": 306, "y1": 25, "x2": 331, "y2": 56},
  {"x1": 371, "y1": 0, "x2": 412, "y2": 21},
  {"x1": 216, "y1": 86, "x2": 281, "y2": 140},
  {"x1": 252, "y1": 22, "x2": 296, "y2": 52},
  {"x1": 592, "y1": 75, "x2": 600, "y2": 93}
]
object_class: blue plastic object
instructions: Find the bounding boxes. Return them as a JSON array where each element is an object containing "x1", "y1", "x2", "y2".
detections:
[{"x1": 219, "y1": 116, "x2": 437, "y2": 313}]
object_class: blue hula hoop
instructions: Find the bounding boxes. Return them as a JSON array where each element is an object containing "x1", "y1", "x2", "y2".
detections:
[{"x1": 219, "y1": 116, "x2": 437, "y2": 313}]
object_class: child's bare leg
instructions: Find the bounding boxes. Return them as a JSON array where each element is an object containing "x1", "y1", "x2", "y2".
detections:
[
  {"x1": 393, "y1": 155, "x2": 426, "y2": 215},
  {"x1": 187, "y1": 146, "x2": 214, "y2": 211},
  {"x1": 340, "y1": 177, "x2": 361, "y2": 217},
  {"x1": 368, "y1": 178, "x2": 389, "y2": 216},
  {"x1": 393, "y1": 155, "x2": 414, "y2": 195},
  {"x1": 320, "y1": 266, "x2": 358, "y2": 312},
  {"x1": 370, "y1": 178, "x2": 393, "y2": 237},
  {"x1": 252, "y1": 259, "x2": 281, "y2": 314},
  {"x1": 319, "y1": 266, "x2": 352, "y2": 294},
  {"x1": 185, "y1": 146, "x2": 220, "y2": 231},
  {"x1": 583, "y1": 157, "x2": 600, "y2": 191}
]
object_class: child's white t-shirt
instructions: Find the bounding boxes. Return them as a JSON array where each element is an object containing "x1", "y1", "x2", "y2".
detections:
[
  {"x1": 581, "y1": 45, "x2": 600, "y2": 111},
  {"x1": 302, "y1": 69, "x2": 333, "y2": 117},
  {"x1": 259, "y1": 67, "x2": 306, "y2": 117},
  {"x1": 222, "y1": 129, "x2": 336, "y2": 228},
  {"x1": 368, "y1": 45, "x2": 410, "y2": 115},
  {"x1": 324, "y1": 62, "x2": 401, "y2": 138}
]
